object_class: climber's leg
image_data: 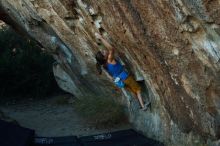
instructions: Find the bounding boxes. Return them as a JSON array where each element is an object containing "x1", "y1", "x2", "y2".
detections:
[
  {"x1": 124, "y1": 76, "x2": 150, "y2": 110},
  {"x1": 136, "y1": 90, "x2": 145, "y2": 108}
]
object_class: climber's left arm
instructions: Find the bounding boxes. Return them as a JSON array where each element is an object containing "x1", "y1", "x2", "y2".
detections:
[{"x1": 95, "y1": 33, "x2": 115, "y2": 62}]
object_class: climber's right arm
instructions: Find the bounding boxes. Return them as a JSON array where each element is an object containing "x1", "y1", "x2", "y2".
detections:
[{"x1": 96, "y1": 33, "x2": 114, "y2": 50}]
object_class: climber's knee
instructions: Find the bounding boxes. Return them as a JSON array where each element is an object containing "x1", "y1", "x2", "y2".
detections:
[{"x1": 136, "y1": 90, "x2": 141, "y2": 94}]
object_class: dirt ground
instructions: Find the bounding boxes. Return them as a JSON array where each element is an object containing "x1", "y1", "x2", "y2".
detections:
[{"x1": 0, "y1": 95, "x2": 131, "y2": 137}]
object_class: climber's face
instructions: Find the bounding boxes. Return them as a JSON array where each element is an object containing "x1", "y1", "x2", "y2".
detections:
[{"x1": 102, "y1": 50, "x2": 109, "y2": 60}]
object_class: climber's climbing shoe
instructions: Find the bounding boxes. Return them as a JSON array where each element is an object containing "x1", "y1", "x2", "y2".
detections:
[{"x1": 141, "y1": 102, "x2": 151, "y2": 111}]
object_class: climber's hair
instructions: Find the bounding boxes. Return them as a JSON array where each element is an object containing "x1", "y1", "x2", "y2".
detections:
[{"x1": 95, "y1": 51, "x2": 107, "y2": 75}]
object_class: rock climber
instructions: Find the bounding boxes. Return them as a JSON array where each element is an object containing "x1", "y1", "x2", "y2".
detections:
[{"x1": 95, "y1": 33, "x2": 150, "y2": 111}]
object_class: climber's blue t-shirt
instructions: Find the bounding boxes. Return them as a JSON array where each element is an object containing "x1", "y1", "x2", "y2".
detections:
[{"x1": 106, "y1": 60, "x2": 128, "y2": 80}]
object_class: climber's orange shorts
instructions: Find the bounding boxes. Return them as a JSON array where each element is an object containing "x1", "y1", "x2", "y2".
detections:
[{"x1": 124, "y1": 75, "x2": 141, "y2": 94}]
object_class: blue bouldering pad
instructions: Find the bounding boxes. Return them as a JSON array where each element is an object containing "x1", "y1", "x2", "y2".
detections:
[
  {"x1": 79, "y1": 129, "x2": 164, "y2": 146},
  {"x1": 33, "y1": 136, "x2": 80, "y2": 146},
  {"x1": 0, "y1": 119, "x2": 164, "y2": 146},
  {"x1": 0, "y1": 119, "x2": 35, "y2": 146}
]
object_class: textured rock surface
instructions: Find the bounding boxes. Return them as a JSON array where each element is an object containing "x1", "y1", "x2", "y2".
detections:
[{"x1": 0, "y1": 0, "x2": 220, "y2": 145}]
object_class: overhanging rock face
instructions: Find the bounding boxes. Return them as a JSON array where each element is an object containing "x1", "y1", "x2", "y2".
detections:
[{"x1": 0, "y1": 0, "x2": 220, "y2": 145}]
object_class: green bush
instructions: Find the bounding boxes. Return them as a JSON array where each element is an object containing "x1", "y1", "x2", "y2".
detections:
[
  {"x1": 0, "y1": 26, "x2": 61, "y2": 98},
  {"x1": 74, "y1": 96, "x2": 127, "y2": 128}
]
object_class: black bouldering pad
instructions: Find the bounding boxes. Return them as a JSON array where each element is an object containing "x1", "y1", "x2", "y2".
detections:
[
  {"x1": 0, "y1": 119, "x2": 35, "y2": 146},
  {"x1": 79, "y1": 129, "x2": 164, "y2": 146},
  {"x1": 33, "y1": 136, "x2": 81, "y2": 146}
]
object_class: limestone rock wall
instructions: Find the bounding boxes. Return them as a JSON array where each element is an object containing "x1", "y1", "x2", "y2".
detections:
[{"x1": 0, "y1": 0, "x2": 220, "y2": 145}]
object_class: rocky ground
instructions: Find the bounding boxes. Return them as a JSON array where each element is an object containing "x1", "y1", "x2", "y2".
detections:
[{"x1": 0, "y1": 95, "x2": 131, "y2": 137}]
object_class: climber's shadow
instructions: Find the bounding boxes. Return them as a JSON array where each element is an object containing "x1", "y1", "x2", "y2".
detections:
[
  {"x1": 137, "y1": 80, "x2": 149, "y2": 98},
  {"x1": 137, "y1": 80, "x2": 151, "y2": 109}
]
